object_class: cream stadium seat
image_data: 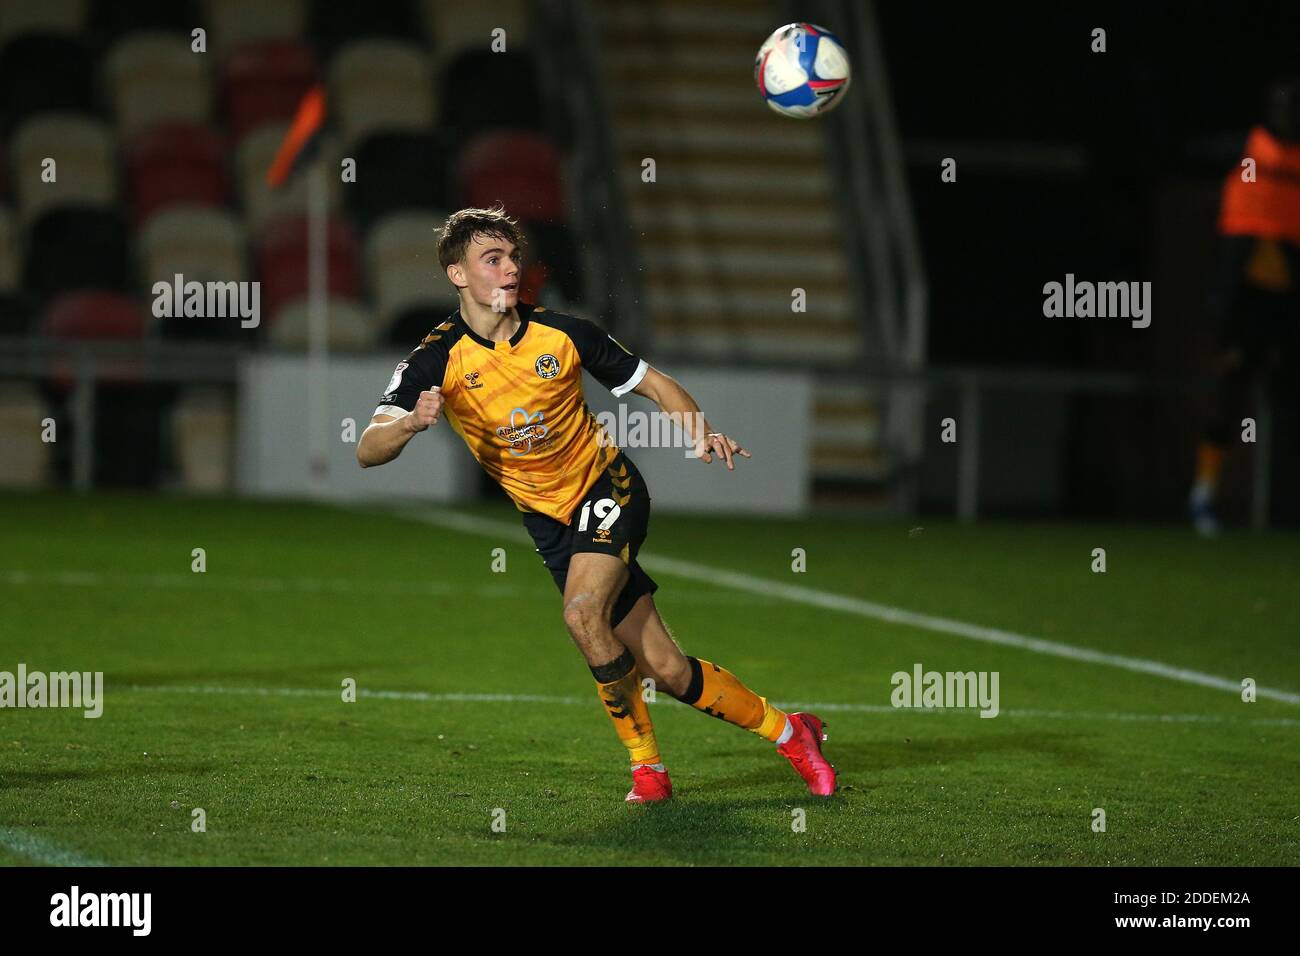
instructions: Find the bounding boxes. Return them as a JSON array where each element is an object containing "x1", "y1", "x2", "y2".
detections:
[
  {"x1": 0, "y1": 0, "x2": 87, "y2": 45},
  {"x1": 0, "y1": 383, "x2": 52, "y2": 487},
  {"x1": 265, "y1": 297, "x2": 375, "y2": 352},
  {"x1": 202, "y1": 0, "x2": 304, "y2": 55},
  {"x1": 12, "y1": 115, "x2": 116, "y2": 227},
  {"x1": 104, "y1": 32, "x2": 213, "y2": 137},
  {"x1": 171, "y1": 385, "x2": 235, "y2": 492},
  {"x1": 328, "y1": 40, "x2": 435, "y2": 150},
  {"x1": 364, "y1": 211, "x2": 456, "y2": 329}
]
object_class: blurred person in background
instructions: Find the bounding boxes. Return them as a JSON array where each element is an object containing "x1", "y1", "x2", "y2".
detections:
[{"x1": 1190, "y1": 77, "x2": 1300, "y2": 535}]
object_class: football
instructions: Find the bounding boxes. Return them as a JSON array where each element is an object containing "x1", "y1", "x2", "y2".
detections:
[{"x1": 753, "y1": 22, "x2": 852, "y2": 118}]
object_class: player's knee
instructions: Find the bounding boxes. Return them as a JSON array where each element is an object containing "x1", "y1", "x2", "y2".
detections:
[{"x1": 562, "y1": 593, "x2": 608, "y2": 643}]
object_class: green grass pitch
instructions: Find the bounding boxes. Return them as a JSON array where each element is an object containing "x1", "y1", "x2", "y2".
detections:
[{"x1": 1, "y1": 490, "x2": 1297, "y2": 866}]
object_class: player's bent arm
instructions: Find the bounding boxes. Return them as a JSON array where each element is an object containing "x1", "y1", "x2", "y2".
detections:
[
  {"x1": 356, "y1": 388, "x2": 443, "y2": 468},
  {"x1": 632, "y1": 367, "x2": 713, "y2": 438},
  {"x1": 631, "y1": 366, "x2": 752, "y2": 468},
  {"x1": 356, "y1": 414, "x2": 415, "y2": 468}
]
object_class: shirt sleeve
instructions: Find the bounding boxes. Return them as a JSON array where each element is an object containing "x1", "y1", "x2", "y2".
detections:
[
  {"x1": 568, "y1": 317, "x2": 648, "y2": 397},
  {"x1": 373, "y1": 347, "x2": 444, "y2": 418}
]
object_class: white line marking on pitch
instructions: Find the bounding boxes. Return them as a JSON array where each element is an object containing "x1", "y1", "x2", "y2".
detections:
[
  {"x1": 383, "y1": 507, "x2": 1300, "y2": 707},
  {"x1": 122, "y1": 685, "x2": 1300, "y2": 727},
  {"x1": 0, "y1": 828, "x2": 104, "y2": 867},
  {"x1": 0, "y1": 569, "x2": 762, "y2": 606}
]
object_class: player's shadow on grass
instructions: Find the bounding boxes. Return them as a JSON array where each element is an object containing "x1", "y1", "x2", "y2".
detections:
[
  {"x1": 694, "y1": 730, "x2": 1093, "y2": 793},
  {"x1": 0, "y1": 762, "x2": 215, "y2": 789}
]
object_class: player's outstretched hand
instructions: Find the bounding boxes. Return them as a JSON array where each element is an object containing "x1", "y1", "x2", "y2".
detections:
[
  {"x1": 696, "y1": 431, "x2": 751, "y2": 470},
  {"x1": 407, "y1": 387, "x2": 443, "y2": 432}
]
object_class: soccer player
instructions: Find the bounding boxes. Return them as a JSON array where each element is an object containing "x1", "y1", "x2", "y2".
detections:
[
  {"x1": 357, "y1": 207, "x2": 837, "y2": 802},
  {"x1": 1190, "y1": 78, "x2": 1300, "y2": 534}
]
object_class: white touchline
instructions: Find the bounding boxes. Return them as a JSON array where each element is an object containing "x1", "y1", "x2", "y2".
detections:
[
  {"x1": 0, "y1": 569, "x2": 762, "y2": 606},
  {"x1": 0, "y1": 827, "x2": 104, "y2": 867},
  {"x1": 383, "y1": 506, "x2": 1300, "y2": 707},
  {"x1": 121, "y1": 684, "x2": 1300, "y2": 727}
]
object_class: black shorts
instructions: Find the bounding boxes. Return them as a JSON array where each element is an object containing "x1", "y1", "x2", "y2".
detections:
[{"x1": 521, "y1": 450, "x2": 658, "y2": 627}]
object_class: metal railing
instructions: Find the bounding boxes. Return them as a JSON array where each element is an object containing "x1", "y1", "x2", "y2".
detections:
[{"x1": 3, "y1": 335, "x2": 1269, "y2": 527}]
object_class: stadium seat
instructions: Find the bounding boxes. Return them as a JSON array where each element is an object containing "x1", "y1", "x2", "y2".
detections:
[
  {"x1": 92, "y1": 0, "x2": 199, "y2": 41},
  {"x1": 254, "y1": 213, "x2": 360, "y2": 325},
  {"x1": 0, "y1": 292, "x2": 38, "y2": 337},
  {"x1": 41, "y1": 291, "x2": 146, "y2": 340},
  {"x1": 24, "y1": 207, "x2": 131, "y2": 299},
  {"x1": 456, "y1": 131, "x2": 565, "y2": 223},
  {"x1": 328, "y1": 39, "x2": 434, "y2": 149},
  {"x1": 11, "y1": 114, "x2": 117, "y2": 227},
  {"x1": 0, "y1": 382, "x2": 52, "y2": 487},
  {"x1": 126, "y1": 123, "x2": 229, "y2": 226},
  {"x1": 523, "y1": 221, "x2": 585, "y2": 306},
  {"x1": 345, "y1": 130, "x2": 451, "y2": 233},
  {"x1": 0, "y1": 35, "x2": 99, "y2": 136},
  {"x1": 171, "y1": 385, "x2": 234, "y2": 492},
  {"x1": 309, "y1": 0, "x2": 418, "y2": 59},
  {"x1": 0, "y1": 206, "x2": 16, "y2": 292},
  {"x1": 384, "y1": 302, "x2": 456, "y2": 348},
  {"x1": 0, "y1": 0, "x2": 86, "y2": 45},
  {"x1": 138, "y1": 206, "x2": 249, "y2": 340},
  {"x1": 364, "y1": 211, "x2": 457, "y2": 329},
  {"x1": 236, "y1": 122, "x2": 340, "y2": 230},
  {"x1": 265, "y1": 296, "x2": 375, "y2": 352},
  {"x1": 105, "y1": 32, "x2": 213, "y2": 137},
  {"x1": 422, "y1": 1, "x2": 531, "y2": 61},
  {"x1": 203, "y1": 0, "x2": 305, "y2": 56},
  {"x1": 221, "y1": 39, "x2": 318, "y2": 143},
  {"x1": 139, "y1": 206, "x2": 247, "y2": 286},
  {"x1": 438, "y1": 50, "x2": 541, "y2": 137}
]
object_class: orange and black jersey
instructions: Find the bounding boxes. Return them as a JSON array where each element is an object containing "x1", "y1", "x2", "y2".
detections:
[{"x1": 374, "y1": 303, "x2": 649, "y2": 523}]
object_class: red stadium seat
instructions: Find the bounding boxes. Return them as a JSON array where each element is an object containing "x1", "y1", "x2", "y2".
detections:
[
  {"x1": 221, "y1": 39, "x2": 318, "y2": 142},
  {"x1": 41, "y1": 291, "x2": 149, "y2": 388},
  {"x1": 126, "y1": 123, "x2": 229, "y2": 226},
  {"x1": 42, "y1": 291, "x2": 147, "y2": 340},
  {"x1": 254, "y1": 213, "x2": 360, "y2": 324},
  {"x1": 457, "y1": 131, "x2": 565, "y2": 223}
]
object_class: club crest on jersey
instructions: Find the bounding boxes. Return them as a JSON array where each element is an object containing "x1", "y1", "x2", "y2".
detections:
[
  {"x1": 464, "y1": 370, "x2": 484, "y2": 389},
  {"x1": 535, "y1": 354, "x2": 561, "y2": 379}
]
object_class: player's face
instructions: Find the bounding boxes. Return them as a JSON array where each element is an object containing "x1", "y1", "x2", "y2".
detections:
[{"x1": 457, "y1": 233, "x2": 522, "y2": 313}]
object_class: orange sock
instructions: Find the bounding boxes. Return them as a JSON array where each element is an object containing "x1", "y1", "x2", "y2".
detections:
[
  {"x1": 591, "y1": 649, "x2": 661, "y2": 766},
  {"x1": 1196, "y1": 441, "x2": 1226, "y2": 490},
  {"x1": 673, "y1": 657, "x2": 789, "y2": 742}
]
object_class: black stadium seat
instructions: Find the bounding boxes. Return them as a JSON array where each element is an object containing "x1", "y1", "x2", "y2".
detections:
[
  {"x1": 0, "y1": 35, "x2": 99, "y2": 136},
  {"x1": 384, "y1": 303, "x2": 457, "y2": 348},
  {"x1": 23, "y1": 207, "x2": 131, "y2": 301},
  {"x1": 438, "y1": 50, "x2": 541, "y2": 138},
  {"x1": 347, "y1": 130, "x2": 452, "y2": 234},
  {"x1": 309, "y1": 0, "x2": 418, "y2": 59},
  {"x1": 528, "y1": 222, "x2": 585, "y2": 305},
  {"x1": 91, "y1": 0, "x2": 201, "y2": 40}
]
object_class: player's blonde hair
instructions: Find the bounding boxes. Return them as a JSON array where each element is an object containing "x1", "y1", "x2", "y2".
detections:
[{"x1": 436, "y1": 206, "x2": 526, "y2": 271}]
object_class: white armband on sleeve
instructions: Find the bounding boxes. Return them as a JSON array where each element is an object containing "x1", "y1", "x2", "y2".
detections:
[
  {"x1": 373, "y1": 405, "x2": 409, "y2": 419},
  {"x1": 610, "y1": 359, "x2": 649, "y2": 398}
]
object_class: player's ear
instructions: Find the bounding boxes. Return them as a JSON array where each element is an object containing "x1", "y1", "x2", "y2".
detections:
[{"x1": 446, "y1": 262, "x2": 467, "y2": 289}]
